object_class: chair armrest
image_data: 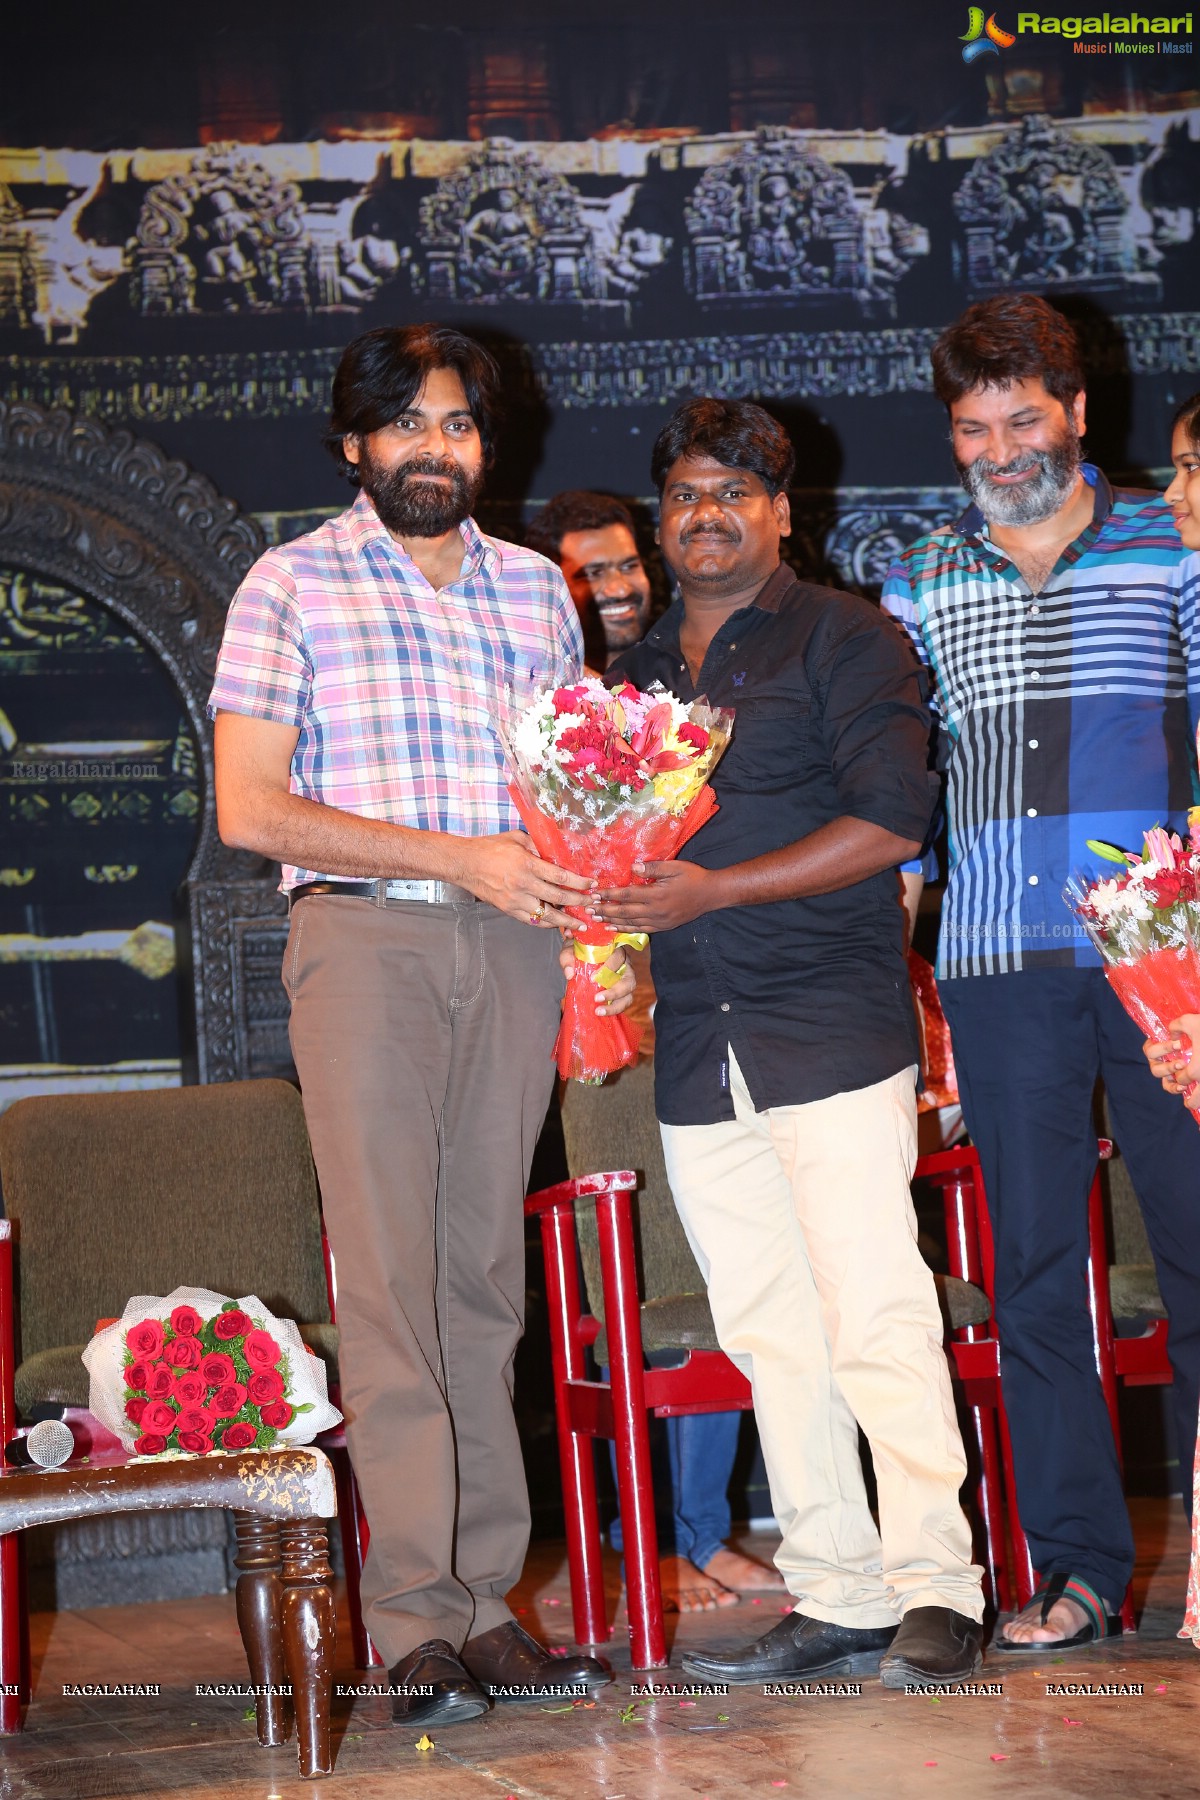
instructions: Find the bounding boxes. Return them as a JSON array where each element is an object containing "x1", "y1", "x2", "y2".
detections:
[{"x1": 524, "y1": 1171, "x2": 637, "y2": 1216}]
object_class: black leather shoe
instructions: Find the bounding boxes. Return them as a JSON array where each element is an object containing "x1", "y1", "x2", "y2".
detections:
[
  {"x1": 680, "y1": 1611, "x2": 898, "y2": 1685},
  {"x1": 389, "y1": 1639, "x2": 490, "y2": 1726},
  {"x1": 878, "y1": 1606, "x2": 984, "y2": 1687},
  {"x1": 462, "y1": 1620, "x2": 613, "y2": 1703}
]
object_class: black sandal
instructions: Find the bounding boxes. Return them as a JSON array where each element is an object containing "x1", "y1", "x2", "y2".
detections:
[{"x1": 994, "y1": 1573, "x2": 1122, "y2": 1653}]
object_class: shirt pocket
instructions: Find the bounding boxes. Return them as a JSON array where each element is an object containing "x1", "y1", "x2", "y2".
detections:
[{"x1": 723, "y1": 696, "x2": 811, "y2": 792}]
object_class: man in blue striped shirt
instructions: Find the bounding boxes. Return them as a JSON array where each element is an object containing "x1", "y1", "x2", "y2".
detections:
[{"x1": 883, "y1": 294, "x2": 1200, "y2": 1654}]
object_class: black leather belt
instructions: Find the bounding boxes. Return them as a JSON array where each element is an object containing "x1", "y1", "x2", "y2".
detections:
[{"x1": 287, "y1": 879, "x2": 477, "y2": 911}]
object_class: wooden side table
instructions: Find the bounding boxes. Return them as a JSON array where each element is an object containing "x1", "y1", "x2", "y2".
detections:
[{"x1": 0, "y1": 1445, "x2": 337, "y2": 1778}]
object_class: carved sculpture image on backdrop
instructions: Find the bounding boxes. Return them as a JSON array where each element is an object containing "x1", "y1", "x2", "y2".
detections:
[
  {"x1": 0, "y1": 403, "x2": 290, "y2": 1113},
  {"x1": 0, "y1": 111, "x2": 1192, "y2": 361}
]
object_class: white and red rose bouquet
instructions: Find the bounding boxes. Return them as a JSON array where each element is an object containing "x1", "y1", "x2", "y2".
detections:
[
  {"x1": 500, "y1": 676, "x2": 733, "y2": 1083},
  {"x1": 82, "y1": 1285, "x2": 342, "y2": 1457},
  {"x1": 1064, "y1": 823, "x2": 1200, "y2": 1114}
]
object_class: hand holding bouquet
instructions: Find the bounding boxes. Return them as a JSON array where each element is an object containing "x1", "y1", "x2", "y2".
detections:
[{"x1": 501, "y1": 677, "x2": 733, "y2": 1082}]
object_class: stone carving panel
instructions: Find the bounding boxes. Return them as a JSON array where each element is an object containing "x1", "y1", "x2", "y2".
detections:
[
  {"x1": 953, "y1": 113, "x2": 1160, "y2": 300},
  {"x1": 131, "y1": 145, "x2": 310, "y2": 315},
  {"x1": 684, "y1": 127, "x2": 926, "y2": 311}
]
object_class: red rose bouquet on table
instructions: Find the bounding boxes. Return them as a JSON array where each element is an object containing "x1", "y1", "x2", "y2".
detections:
[
  {"x1": 1064, "y1": 824, "x2": 1200, "y2": 1118},
  {"x1": 81, "y1": 1285, "x2": 342, "y2": 1456},
  {"x1": 501, "y1": 676, "x2": 733, "y2": 1083}
]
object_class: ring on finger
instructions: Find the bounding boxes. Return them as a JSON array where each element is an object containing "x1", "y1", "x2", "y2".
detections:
[{"x1": 529, "y1": 899, "x2": 546, "y2": 924}]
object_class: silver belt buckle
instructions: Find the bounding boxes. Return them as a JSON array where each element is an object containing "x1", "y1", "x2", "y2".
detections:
[{"x1": 383, "y1": 879, "x2": 438, "y2": 903}]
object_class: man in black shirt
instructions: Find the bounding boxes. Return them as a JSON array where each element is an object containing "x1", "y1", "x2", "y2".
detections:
[{"x1": 598, "y1": 398, "x2": 985, "y2": 1686}]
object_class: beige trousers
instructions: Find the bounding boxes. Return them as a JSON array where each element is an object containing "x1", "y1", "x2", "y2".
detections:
[{"x1": 660, "y1": 1052, "x2": 983, "y2": 1627}]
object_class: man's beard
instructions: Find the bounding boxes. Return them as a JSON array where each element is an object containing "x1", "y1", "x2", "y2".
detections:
[
  {"x1": 358, "y1": 446, "x2": 484, "y2": 538},
  {"x1": 957, "y1": 422, "x2": 1083, "y2": 527}
]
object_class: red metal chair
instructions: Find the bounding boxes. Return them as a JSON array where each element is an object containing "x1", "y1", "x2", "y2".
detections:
[
  {"x1": 524, "y1": 1170, "x2": 752, "y2": 1671},
  {"x1": 526, "y1": 1164, "x2": 1018, "y2": 1670},
  {"x1": 915, "y1": 1140, "x2": 1137, "y2": 1633}
]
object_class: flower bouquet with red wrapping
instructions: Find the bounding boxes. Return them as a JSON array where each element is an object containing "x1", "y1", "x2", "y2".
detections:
[
  {"x1": 501, "y1": 676, "x2": 733, "y2": 1082},
  {"x1": 81, "y1": 1285, "x2": 342, "y2": 1457},
  {"x1": 1064, "y1": 825, "x2": 1200, "y2": 1116}
]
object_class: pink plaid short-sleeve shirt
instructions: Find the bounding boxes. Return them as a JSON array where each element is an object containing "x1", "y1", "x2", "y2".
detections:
[{"x1": 208, "y1": 492, "x2": 583, "y2": 888}]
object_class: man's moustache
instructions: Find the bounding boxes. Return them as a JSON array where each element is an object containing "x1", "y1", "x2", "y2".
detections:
[{"x1": 681, "y1": 526, "x2": 739, "y2": 543}]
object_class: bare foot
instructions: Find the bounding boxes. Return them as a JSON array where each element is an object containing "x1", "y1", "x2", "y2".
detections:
[
  {"x1": 702, "y1": 1546, "x2": 786, "y2": 1593},
  {"x1": 660, "y1": 1554, "x2": 740, "y2": 1613},
  {"x1": 1000, "y1": 1595, "x2": 1092, "y2": 1646}
]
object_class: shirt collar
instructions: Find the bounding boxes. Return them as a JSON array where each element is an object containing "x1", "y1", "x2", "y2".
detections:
[
  {"x1": 642, "y1": 562, "x2": 794, "y2": 648},
  {"x1": 343, "y1": 489, "x2": 502, "y2": 579},
  {"x1": 953, "y1": 461, "x2": 1110, "y2": 547}
]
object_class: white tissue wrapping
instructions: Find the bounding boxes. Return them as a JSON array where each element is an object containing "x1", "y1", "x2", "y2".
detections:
[{"x1": 81, "y1": 1284, "x2": 341, "y2": 1450}]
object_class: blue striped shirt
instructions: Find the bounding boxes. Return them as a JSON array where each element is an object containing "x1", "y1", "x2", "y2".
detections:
[{"x1": 882, "y1": 467, "x2": 1200, "y2": 979}]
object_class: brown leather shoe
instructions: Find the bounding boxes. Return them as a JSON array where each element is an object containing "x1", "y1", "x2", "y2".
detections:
[
  {"x1": 462, "y1": 1620, "x2": 613, "y2": 1704},
  {"x1": 389, "y1": 1638, "x2": 490, "y2": 1726}
]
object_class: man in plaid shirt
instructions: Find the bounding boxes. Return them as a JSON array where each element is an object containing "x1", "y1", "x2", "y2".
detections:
[
  {"x1": 884, "y1": 294, "x2": 1200, "y2": 1655},
  {"x1": 209, "y1": 325, "x2": 627, "y2": 1725}
]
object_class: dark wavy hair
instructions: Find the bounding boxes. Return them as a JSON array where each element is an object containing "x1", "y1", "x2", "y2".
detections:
[
  {"x1": 1173, "y1": 390, "x2": 1200, "y2": 449},
  {"x1": 525, "y1": 491, "x2": 637, "y2": 563},
  {"x1": 650, "y1": 398, "x2": 795, "y2": 497},
  {"x1": 324, "y1": 324, "x2": 501, "y2": 485},
  {"x1": 931, "y1": 294, "x2": 1084, "y2": 409}
]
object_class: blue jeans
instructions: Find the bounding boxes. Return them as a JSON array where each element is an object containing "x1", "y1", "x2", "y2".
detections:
[{"x1": 608, "y1": 1408, "x2": 740, "y2": 1571}]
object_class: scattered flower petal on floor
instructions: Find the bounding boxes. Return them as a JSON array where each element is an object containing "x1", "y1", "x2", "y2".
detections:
[
  {"x1": 1156, "y1": 1684, "x2": 1168, "y2": 1693},
  {"x1": 990, "y1": 1754, "x2": 1009, "y2": 1762},
  {"x1": 924, "y1": 1762, "x2": 938, "y2": 1767},
  {"x1": 1062, "y1": 1717, "x2": 1082, "y2": 1727},
  {"x1": 415, "y1": 1734, "x2": 435, "y2": 1751}
]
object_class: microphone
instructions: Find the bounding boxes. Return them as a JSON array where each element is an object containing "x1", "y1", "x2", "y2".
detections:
[{"x1": 4, "y1": 1419, "x2": 76, "y2": 1469}]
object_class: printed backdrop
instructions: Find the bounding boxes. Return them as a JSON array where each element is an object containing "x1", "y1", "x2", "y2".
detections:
[{"x1": 1, "y1": 1, "x2": 1197, "y2": 1101}]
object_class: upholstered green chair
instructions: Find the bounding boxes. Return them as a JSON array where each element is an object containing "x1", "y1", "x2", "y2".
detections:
[{"x1": 0, "y1": 1080, "x2": 370, "y2": 1667}]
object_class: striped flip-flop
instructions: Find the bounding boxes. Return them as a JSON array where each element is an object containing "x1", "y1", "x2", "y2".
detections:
[{"x1": 993, "y1": 1572, "x2": 1122, "y2": 1652}]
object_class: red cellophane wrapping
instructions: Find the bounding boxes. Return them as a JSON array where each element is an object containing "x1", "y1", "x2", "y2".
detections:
[
  {"x1": 508, "y1": 780, "x2": 717, "y2": 1082},
  {"x1": 1104, "y1": 944, "x2": 1200, "y2": 1044}
]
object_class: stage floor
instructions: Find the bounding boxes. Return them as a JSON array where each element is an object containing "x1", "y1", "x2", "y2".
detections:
[{"x1": 7, "y1": 1497, "x2": 1196, "y2": 1798}]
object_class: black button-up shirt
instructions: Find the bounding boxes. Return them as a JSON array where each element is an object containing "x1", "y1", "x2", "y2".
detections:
[{"x1": 607, "y1": 563, "x2": 935, "y2": 1125}]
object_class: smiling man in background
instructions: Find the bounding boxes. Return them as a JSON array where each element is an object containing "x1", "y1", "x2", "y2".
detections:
[{"x1": 525, "y1": 490, "x2": 653, "y2": 672}]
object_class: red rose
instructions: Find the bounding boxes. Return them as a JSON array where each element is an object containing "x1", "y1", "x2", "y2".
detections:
[
  {"x1": 243, "y1": 1330, "x2": 282, "y2": 1372},
  {"x1": 200, "y1": 1352, "x2": 237, "y2": 1388},
  {"x1": 145, "y1": 1362, "x2": 175, "y2": 1400},
  {"x1": 125, "y1": 1359, "x2": 150, "y2": 1394},
  {"x1": 174, "y1": 1406, "x2": 214, "y2": 1438},
  {"x1": 1150, "y1": 871, "x2": 1184, "y2": 904},
  {"x1": 173, "y1": 1370, "x2": 206, "y2": 1407},
  {"x1": 169, "y1": 1304, "x2": 203, "y2": 1338},
  {"x1": 141, "y1": 1400, "x2": 177, "y2": 1434},
  {"x1": 176, "y1": 1430, "x2": 212, "y2": 1455},
  {"x1": 259, "y1": 1400, "x2": 294, "y2": 1431},
  {"x1": 213, "y1": 1309, "x2": 252, "y2": 1341},
  {"x1": 219, "y1": 1420, "x2": 258, "y2": 1450},
  {"x1": 133, "y1": 1433, "x2": 167, "y2": 1456},
  {"x1": 127, "y1": 1319, "x2": 163, "y2": 1360},
  {"x1": 124, "y1": 1396, "x2": 147, "y2": 1425},
  {"x1": 247, "y1": 1368, "x2": 285, "y2": 1405},
  {"x1": 164, "y1": 1335, "x2": 203, "y2": 1370},
  {"x1": 209, "y1": 1382, "x2": 248, "y2": 1419}
]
